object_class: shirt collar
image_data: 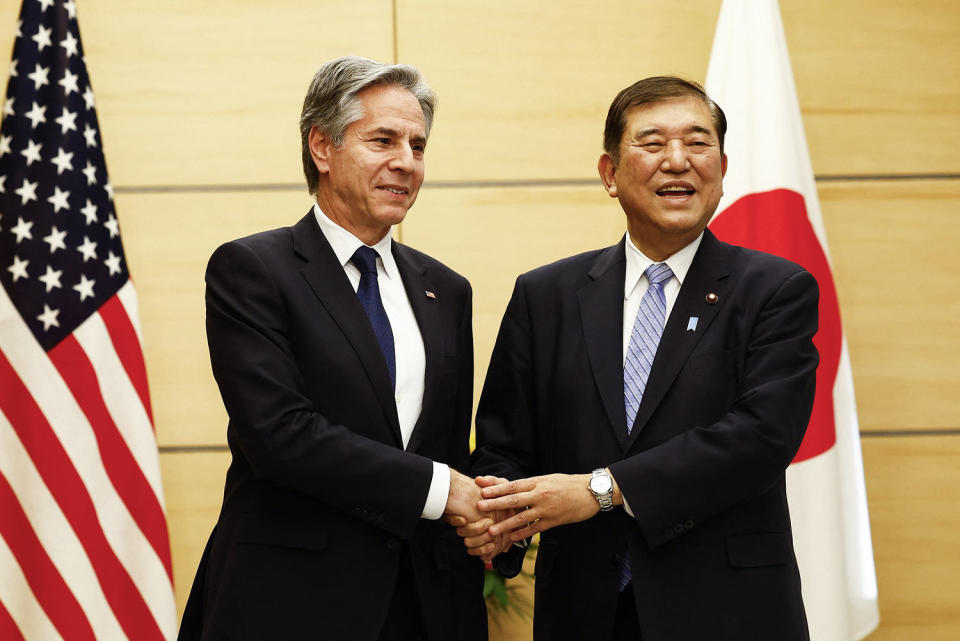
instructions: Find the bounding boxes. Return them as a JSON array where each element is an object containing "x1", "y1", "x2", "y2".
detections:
[
  {"x1": 624, "y1": 232, "x2": 703, "y2": 299},
  {"x1": 313, "y1": 203, "x2": 400, "y2": 280}
]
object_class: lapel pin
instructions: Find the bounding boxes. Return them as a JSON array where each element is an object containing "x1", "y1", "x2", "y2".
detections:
[
  {"x1": 687, "y1": 316, "x2": 699, "y2": 332},
  {"x1": 425, "y1": 290, "x2": 436, "y2": 299},
  {"x1": 705, "y1": 292, "x2": 719, "y2": 305}
]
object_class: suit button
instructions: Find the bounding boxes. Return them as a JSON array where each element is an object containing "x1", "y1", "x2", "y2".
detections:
[
  {"x1": 386, "y1": 538, "x2": 400, "y2": 551},
  {"x1": 663, "y1": 528, "x2": 674, "y2": 538},
  {"x1": 673, "y1": 524, "x2": 684, "y2": 534},
  {"x1": 684, "y1": 520, "x2": 694, "y2": 530}
]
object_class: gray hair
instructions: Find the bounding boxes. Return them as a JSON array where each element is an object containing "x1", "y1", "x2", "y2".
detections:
[
  {"x1": 299, "y1": 56, "x2": 438, "y2": 194},
  {"x1": 603, "y1": 76, "x2": 726, "y2": 165}
]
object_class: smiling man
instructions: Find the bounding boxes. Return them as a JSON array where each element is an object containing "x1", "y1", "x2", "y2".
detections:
[
  {"x1": 178, "y1": 57, "x2": 488, "y2": 641},
  {"x1": 465, "y1": 77, "x2": 819, "y2": 640}
]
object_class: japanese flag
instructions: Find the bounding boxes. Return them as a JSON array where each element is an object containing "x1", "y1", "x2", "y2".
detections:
[{"x1": 705, "y1": 1, "x2": 880, "y2": 639}]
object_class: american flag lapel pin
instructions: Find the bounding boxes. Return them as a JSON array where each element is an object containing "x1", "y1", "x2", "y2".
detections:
[{"x1": 424, "y1": 290, "x2": 436, "y2": 299}]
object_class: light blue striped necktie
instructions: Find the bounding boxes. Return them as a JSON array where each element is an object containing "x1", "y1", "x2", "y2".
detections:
[
  {"x1": 624, "y1": 262, "x2": 673, "y2": 433},
  {"x1": 620, "y1": 262, "x2": 672, "y2": 591}
]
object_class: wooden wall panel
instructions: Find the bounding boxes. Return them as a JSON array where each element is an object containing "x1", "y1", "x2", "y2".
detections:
[
  {"x1": 861, "y1": 436, "x2": 960, "y2": 640},
  {"x1": 1, "y1": 0, "x2": 394, "y2": 187},
  {"x1": 784, "y1": 0, "x2": 960, "y2": 176},
  {"x1": 115, "y1": 189, "x2": 315, "y2": 447},
  {"x1": 396, "y1": 0, "x2": 719, "y2": 182},
  {"x1": 819, "y1": 181, "x2": 960, "y2": 431},
  {"x1": 397, "y1": 0, "x2": 960, "y2": 181},
  {"x1": 4, "y1": 0, "x2": 958, "y2": 186},
  {"x1": 160, "y1": 450, "x2": 232, "y2": 618},
  {"x1": 402, "y1": 185, "x2": 625, "y2": 397}
]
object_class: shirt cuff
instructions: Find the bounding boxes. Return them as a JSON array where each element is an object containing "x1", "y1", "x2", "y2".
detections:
[
  {"x1": 609, "y1": 468, "x2": 635, "y2": 517},
  {"x1": 420, "y1": 462, "x2": 451, "y2": 520}
]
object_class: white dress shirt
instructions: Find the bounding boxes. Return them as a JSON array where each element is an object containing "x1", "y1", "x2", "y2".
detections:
[
  {"x1": 616, "y1": 232, "x2": 703, "y2": 516},
  {"x1": 313, "y1": 205, "x2": 449, "y2": 519}
]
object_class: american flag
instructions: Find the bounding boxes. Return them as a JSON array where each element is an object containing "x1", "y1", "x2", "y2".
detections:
[{"x1": 0, "y1": 1, "x2": 176, "y2": 640}]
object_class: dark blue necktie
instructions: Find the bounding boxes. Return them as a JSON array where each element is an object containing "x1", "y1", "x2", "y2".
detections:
[{"x1": 351, "y1": 246, "x2": 396, "y2": 388}]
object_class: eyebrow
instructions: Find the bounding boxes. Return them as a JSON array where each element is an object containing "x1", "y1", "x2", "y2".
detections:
[
  {"x1": 368, "y1": 127, "x2": 427, "y2": 146},
  {"x1": 634, "y1": 125, "x2": 714, "y2": 140}
]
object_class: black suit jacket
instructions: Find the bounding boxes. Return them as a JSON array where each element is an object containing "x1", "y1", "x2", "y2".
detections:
[
  {"x1": 179, "y1": 211, "x2": 486, "y2": 641},
  {"x1": 473, "y1": 230, "x2": 817, "y2": 641}
]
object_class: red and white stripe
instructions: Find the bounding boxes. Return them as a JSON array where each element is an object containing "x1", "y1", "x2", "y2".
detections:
[{"x1": 0, "y1": 280, "x2": 176, "y2": 640}]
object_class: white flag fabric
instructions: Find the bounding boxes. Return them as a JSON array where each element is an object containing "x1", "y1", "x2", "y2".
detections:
[{"x1": 705, "y1": 1, "x2": 879, "y2": 639}]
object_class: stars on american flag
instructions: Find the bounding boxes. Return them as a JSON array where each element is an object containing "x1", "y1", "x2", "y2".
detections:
[
  {"x1": 0, "y1": 0, "x2": 128, "y2": 350},
  {"x1": 27, "y1": 63, "x2": 49, "y2": 89},
  {"x1": 8, "y1": 254, "x2": 29, "y2": 282},
  {"x1": 14, "y1": 177, "x2": 37, "y2": 203},
  {"x1": 42, "y1": 225, "x2": 67, "y2": 252},
  {"x1": 21, "y1": 138, "x2": 41, "y2": 164},
  {"x1": 11, "y1": 216, "x2": 33, "y2": 243},
  {"x1": 24, "y1": 100, "x2": 45, "y2": 127},
  {"x1": 31, "y1": 25, "x2": 53, "y2": 52},
  {"x1": 50, "y1": 145, "x2": 72, "y2": 173},
  {"x1": 58, "y1": 68, "x2": 78, "y2": 94}
]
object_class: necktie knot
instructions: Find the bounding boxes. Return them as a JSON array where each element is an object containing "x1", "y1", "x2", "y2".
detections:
[
  {"x1": 351, "y1": 245, "x2": 379, "y2": 275},
  {"x1": 350, "y1": 244, "x2": 395, "y2": 388},
  {"x1": 645, "y1": 262, "x2": 673, "y2": 287}
]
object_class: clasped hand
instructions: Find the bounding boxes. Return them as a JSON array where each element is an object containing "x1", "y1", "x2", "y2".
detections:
[{"x1": 444, "y1": 473, "x2": 600, "y2": 562}]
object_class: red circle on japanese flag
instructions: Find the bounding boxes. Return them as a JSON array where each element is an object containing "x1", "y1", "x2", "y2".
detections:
[{"x1": 710, "y1": 189, "x2": 841, "y2": 462}]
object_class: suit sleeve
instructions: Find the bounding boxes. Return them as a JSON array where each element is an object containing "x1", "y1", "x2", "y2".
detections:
[
  {"x1": 470, "y1": 274, "x2": 538, "y2": 482},
  {"x1": 453, "y1": 281, "x2": 475, "y2": 471},
  {"x1": 205, "y1": 239, "x2": 433, "y2": 538},
  {"x1": 421, "y1": 279, "x2": 474, "y2": 518},
  {"x1": 470, "y1": 276, "x2": 539, "y2": 579},
  {"x1": 609, "y1": 268, "x2": 820, "y2": 549}
]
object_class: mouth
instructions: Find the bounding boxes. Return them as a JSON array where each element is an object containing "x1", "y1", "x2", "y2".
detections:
[
  {"x1": 377, "y1": 185, "x2": 409, "y2": 196},
  {"x1": 656, "y1": 182, "x2": 695, "y2": 199}
]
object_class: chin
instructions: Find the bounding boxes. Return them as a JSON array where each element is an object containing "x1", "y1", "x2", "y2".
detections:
[{"x1": 375, "y1": 210, "x2": 409, "y2": 227}]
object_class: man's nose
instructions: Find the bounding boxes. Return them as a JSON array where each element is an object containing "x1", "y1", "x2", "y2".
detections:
[
  {"x1": 661, "y1": 140, "x2": 690, "y2": 172},
  {"x1": 390, "y1": 145, "x2": 416, "y2": 172}
]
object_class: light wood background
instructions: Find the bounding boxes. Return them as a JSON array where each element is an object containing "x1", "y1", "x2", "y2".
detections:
[{"x1": 3, "y1": 1, "x2": 958, "y2": 639}]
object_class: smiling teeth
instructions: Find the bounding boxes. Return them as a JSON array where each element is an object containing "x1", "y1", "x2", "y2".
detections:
[
  {"x1": 660, "y1": 186, "x2": 691, "y2": 193},
  {"x1": 383, "y1": 187, "x2": 405, "y2": 194}
]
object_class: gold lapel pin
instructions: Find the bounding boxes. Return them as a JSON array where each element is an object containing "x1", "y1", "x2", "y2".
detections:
[
  {"x1": 705, "y1": 292, "x2": 719, "y2": 304},
  {"x1": 425, "y1": 290, "x2": 436, "y2": 299}
]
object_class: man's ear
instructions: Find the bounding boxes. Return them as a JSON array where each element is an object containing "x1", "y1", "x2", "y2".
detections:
[
  {"x1": 308, "y1": 126, "x2": 331, "y2": 174},
  {"x1": 598, "y1": 153, "x2": 618, "y2": 198}
]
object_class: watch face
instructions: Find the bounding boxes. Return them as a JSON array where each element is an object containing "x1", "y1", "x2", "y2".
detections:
[{"x1": 591, "y1": 474, "x2": 612, "y2": 494}]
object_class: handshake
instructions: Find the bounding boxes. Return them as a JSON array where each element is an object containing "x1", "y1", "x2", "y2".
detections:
[{"x1": 442, "y1": 469, "x2": 616, "y2": 562}]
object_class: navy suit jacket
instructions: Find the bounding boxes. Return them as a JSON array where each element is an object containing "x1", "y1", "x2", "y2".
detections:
[
  {"x1": 178, "y1": 212, "x2": 485, "y2": 641},
  {"x1": 473, "y1": 229, "x2": 817, "y2": 641}
]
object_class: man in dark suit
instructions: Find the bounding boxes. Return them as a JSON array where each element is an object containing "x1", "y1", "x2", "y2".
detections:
[
  {"x1": 463, "y1": 77, "x2": 818, "y2": 640},
  {"x1": 178, "y1": 56, "x2": 488, "y2": 641}
]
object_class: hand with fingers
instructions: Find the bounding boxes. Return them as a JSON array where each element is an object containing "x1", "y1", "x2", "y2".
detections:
[
  {"x1": 445, "y1": 476, "x2": 520, "y2": 562},
  {"x1": 442, "y1": 469, "x2": 491, "y2": 527},
  {"x1": 477, "y1": 473, "x2": 611, "y2": 541}
]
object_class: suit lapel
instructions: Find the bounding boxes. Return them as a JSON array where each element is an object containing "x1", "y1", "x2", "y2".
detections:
[
  {"x1": 291, "y1": 212, "x2": 403, "y2": 446},
  {"x1": 626, "y1": 230, "x2": 733, "y2": 449},
  {"x1": 578, "y1": 239, "x2": 630, "y2": 450},
  {"x1": 391, "y1": 243, "x2": 441, "y2": 453}
]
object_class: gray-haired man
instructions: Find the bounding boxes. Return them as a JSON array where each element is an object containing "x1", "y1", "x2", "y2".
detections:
[{"x1": 178, "y1": 56, "x2": 488, "y2": 641}]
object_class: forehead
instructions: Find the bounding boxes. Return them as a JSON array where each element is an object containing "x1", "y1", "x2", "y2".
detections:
[
  {"x1": 353, "y1": 84, "x2": 426, "y2": 132},
  {"x1": 622, "y1": 96, "x2": 716, "y2": 138}
]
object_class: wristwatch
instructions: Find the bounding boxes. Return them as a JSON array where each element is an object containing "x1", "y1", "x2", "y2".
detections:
[{"x1": 589, "y1": 468, "x2": 614, "y2": 511}]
